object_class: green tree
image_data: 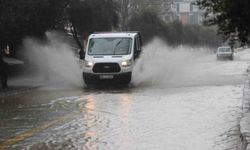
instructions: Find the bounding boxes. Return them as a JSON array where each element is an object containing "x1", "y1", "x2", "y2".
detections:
[
  {"x1": 0, "y1": 0, "x2": 68, "y2": 54},
  {"x1": 128, "y1": 9, "x2": 221, "y2": 47},
  {"x1": 165, "y1": 21, "x2": 183, "y2": 45},
  {"x1": 67, "y1": 0, "x2": 119, "y2": 51},
  {"x1": 0, "y1": 0, "x2": 119, "y2": 56},
  {"x1": 196, "y1": 0, "x2": 250, "y2": 45},
  {"x1": 117, "y1": 0, "x2": 174, "y2": 30},
  {"x1": 128, "y1": 9, "x2": 165, "y2": 43}
]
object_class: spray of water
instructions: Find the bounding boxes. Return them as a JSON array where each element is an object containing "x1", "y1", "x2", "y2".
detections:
[
  {"x1": 21, "y1": 34, "x2": 219, "y2": 89},
  {"x1": 22, "y1": 31, "x2": 82, "y2": 88},
  {"x1": 132, "y1": 38, "x2": 214, "y2": 87}
]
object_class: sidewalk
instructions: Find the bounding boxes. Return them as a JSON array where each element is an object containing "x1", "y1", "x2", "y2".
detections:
[
  {"x1": 239, "y1": 66, "x2": 250, "y2": 150},
  {"x1": 0, "y1": 75, "x2": 46, "y2": 97}
]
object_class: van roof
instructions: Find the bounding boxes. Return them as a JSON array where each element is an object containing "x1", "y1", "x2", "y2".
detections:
[{"x1": 89, "y1": 32, "x2": 139, "y2": 38}]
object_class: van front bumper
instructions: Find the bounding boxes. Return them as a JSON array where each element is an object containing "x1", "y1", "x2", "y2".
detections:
[{"x1": 82, "y1": 72, "x2": 131, "y2": 79}]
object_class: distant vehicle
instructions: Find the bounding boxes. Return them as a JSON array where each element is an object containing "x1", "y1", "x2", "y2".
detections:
[
  {"x1": 81, "y1": 32, "x2": 142, "y2": 85},
  {"x1": 216, "y1": 46, "x2": 234, "y2": 60}
]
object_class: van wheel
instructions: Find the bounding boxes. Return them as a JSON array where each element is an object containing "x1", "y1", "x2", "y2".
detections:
[
  {"x1": 217, "y1": 55, "x2": 220, "y2": 60},
  {"x1": 84, "y1": 76, "x2": 95, "y2": 85},
  {"x1": 120, "y1": 73, "x2": 131, "y2": 84}
]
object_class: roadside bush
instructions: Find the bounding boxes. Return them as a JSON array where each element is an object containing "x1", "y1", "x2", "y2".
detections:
[
  {"x1": 128, "y1": 9, "x2": 165, "y2": 44},
  {"x1": 128, "y1": 9, "x2": 222, "y2": 47}
]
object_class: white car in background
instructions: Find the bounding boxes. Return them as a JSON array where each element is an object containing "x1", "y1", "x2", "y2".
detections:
[{"x1": 216, "y1": 46, "x2": 234, "y2": 60}]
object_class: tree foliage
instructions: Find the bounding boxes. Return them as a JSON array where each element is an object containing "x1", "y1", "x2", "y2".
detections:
[
  {"x1": 128, "y1": 9, "x2": 165, "y2": 43},
  {"x1": 0, "y1": 0, "x2": 119, "y2": 54},
  {"x1": 67, "y1": 0, "x2": 118, "y2": 51},
  {"x1": 67, "y1": 0, "x2": 118, "y2": 36},
  {"x1": 0, "y1": 0, "x2": 68, "y2": 52},
  {"x1": 128, "y1": 9, "x2": 221, "y2": 47},
  {"x1": 196, "y1": 0, "x2": 250, "y2": 45},
  {"x1": 117, "y1": 0, "x2": 173, "y2": 30}
]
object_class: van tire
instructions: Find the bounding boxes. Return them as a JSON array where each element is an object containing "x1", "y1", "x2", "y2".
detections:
[
  {"x1": 217, "y1": 55, "x2": 220, "y2": 60},
  {"x1": 120, "y1": 73, "x2": 131, "y2": 84},
  {"x1": 84, "y1": 76, "x2": 95, "y2": 85}
]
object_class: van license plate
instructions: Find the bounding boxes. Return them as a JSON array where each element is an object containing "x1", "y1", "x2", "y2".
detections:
[{"x1": 99, "y1": 75, "x2": 114, "y2": 79}]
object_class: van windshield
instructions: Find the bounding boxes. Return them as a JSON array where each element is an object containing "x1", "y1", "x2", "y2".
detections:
[{"x1": 88, "y1": 38, "x2": 132, "y2": 55}]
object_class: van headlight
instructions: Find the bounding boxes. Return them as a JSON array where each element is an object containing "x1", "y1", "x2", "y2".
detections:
[
  {"x1": 121, "y1": 59, "x2": 132, "y2": 67},
  {"x1": 85, "y1": 61, "x2": 94, "y2": 68}
]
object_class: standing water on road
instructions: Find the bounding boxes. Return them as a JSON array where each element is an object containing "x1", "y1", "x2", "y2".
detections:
[
  {"x1": 1, "y1": 38, "x2": 249, "y2": 150},
  {"x1": 132, "y1": 38, "x2": 247, "y2": 87}
]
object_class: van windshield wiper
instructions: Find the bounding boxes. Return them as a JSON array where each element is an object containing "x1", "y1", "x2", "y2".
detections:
[{"x1": 113, "y1": 38, "x2": 123, "y2": 55}]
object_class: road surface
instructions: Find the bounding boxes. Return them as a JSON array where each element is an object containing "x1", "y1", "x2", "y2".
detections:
[{"x1": 1, "y1": 45, "x2": 250, "y2": 150}]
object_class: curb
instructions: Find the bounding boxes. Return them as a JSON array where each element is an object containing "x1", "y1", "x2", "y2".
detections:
[
  {"x1": 0, "y1": 86, "x2": 40, "y2": 98},
  {"x1": 238, "y1": 71, "x2": 250, "y2": 149},
  {"x1": 0, "y1": 79, "x2": 73, "y2": 98}
]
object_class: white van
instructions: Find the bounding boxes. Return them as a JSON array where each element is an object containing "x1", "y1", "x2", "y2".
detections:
[{"x1": 81, "y1": 32, "x2": 142, "y2": 85}]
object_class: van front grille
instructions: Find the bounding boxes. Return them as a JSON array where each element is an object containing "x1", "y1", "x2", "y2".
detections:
[{"x1": 93, "y1": 63, "x2": 121, "y2": 73}]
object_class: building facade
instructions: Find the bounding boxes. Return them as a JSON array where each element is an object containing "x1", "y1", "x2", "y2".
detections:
[{"x1": 174, "y1": 0, "x2": 203, "y2": 25}]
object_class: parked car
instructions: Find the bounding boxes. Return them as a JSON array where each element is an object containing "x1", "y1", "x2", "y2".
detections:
[{"x1": 216, "y1": 46, "x2": 234, "y2": 60}]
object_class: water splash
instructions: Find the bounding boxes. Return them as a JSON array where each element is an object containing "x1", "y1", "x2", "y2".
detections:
[
  {"x1": 132, "y1": 38, "x2": 214, "y2": 87},
  {"x1": 22, "y1": 31, "x2": 83, "y2": 88}
]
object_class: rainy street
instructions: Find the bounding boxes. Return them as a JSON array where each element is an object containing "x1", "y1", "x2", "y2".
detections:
[
  {"x1": 1, "y1": 46, "x2": 250, "y2": 150},
  {"x1": 0, "y1": 0, "x2": 250, "y2": 149}
]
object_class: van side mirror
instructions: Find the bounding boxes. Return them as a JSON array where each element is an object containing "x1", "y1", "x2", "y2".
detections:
[{"x1": 134, "y1": 50, "x2": 141, "y2": 59}]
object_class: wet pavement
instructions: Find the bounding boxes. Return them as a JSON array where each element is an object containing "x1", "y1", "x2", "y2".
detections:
[
  {"x1": 0, "y1": 85, "x2": 243, "y2": 150},
  {"x1": 1, "y1": 49, "x2": 250, "y2": 150}
]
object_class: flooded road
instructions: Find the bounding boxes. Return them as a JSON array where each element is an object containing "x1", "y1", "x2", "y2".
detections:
[
  {"x1": 1, "y1": 48, "x2": 250, "y2": 149},
  {"x1": 0, "y1": 85, "x2": 243, "y2": 150}
]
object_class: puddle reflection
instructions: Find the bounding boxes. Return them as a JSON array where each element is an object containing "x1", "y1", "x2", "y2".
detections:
[
  {"x1": 83, "y1": 95, "x2": 100, "y2": 149},
  {"x1": 119, "y1": 94, "x2": 132, "y2": 120}
]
